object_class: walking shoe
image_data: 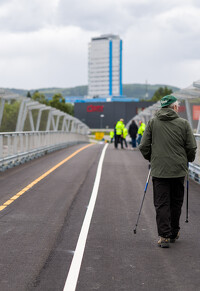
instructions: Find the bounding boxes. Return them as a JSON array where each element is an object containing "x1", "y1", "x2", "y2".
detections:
[
  {"x1": 170, "y1": 232, "x2": 180, "y2": 243},
  {"x1": 157, "y1": 237, "x2": 170, "y2": 248}
]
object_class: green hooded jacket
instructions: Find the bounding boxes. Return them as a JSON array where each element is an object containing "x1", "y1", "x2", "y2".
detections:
[{"x1": 139, "y1": 108, "x2": 197, "y2": 178}]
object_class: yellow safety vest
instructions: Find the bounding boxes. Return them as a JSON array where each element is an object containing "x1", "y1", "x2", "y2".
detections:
[
  {"x1": 123, "y1": 128, "x2": 128, "y2": 139},
  {"x1": 115, "y1": 121, "x2": 125, "y2": 135},
  {"x1": 138, "y1": 123, "x2": 146, "y2": 136},
  {"x1": 110, "y1": 131, "x2": 114, "y2": 138}
]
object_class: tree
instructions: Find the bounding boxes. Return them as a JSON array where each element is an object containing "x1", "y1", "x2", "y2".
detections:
[
  {"x1": 49, "y1": 93, "x2": 74, "y2": 116},
  {"x1": 0, "y1": 101, "x2": 20, "y2": 132},
  {"x1": 31, "y1": 91, "x2": 47, "y2": 104},
  {"x1": 27, "y1": 91, "x2": 31, "y2": 98},
  {"x1": 150, "y1": 86, "x2": 173, "y2": 102}
]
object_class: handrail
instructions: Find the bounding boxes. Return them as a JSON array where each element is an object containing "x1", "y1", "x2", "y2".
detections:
[
  {"x1": 189, "y1": 134, "x2": 200, "y2": 183},
  {"x1": 0, "y1": 131, "x2": 89, "y2": 171}
]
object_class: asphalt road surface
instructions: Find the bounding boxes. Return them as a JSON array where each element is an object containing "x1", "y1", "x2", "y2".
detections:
[{"x1": 0, "y1": 143, "x2": 199, "y2": 291}]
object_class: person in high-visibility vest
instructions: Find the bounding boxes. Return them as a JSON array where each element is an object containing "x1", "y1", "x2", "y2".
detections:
[
  {"x1": 122, "y1": 127, "x2": 128, "y2": 148},
  {"x1": 115, "y1": 118, "x2": 125, "y2": 149},
  {"x1": 137, "y1": 120, "x2": 146, "y2": 145},
  {"x1": 109, "y1": 131, "x2": 114, "y2": 143}
]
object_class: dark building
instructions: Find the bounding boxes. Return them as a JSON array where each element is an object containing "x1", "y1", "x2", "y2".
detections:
[{"x1": 74, "y1": 101, "x2": 155, "y2": 129}]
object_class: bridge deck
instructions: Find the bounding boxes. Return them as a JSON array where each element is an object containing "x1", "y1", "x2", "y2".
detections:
[{"x1": 0, "y1": 143, "x2": 199, "y2": 291}]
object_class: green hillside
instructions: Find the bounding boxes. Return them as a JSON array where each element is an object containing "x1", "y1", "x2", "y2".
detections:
[
  {"x1": 123, "y1": 84, "x2": 179, "y2": 99},
  {"x1": 3, "y1": 83, "x2": 179, "y2": 100}
]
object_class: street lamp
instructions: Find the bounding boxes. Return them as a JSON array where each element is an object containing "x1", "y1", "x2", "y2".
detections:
[{"x1": 100, "y1": 114, "x2": 104, "y2": 129}]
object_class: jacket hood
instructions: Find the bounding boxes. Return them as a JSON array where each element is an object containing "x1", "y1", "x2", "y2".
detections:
[{"x1": 155, "y1": 108, "x2": 179, "y2": 121}]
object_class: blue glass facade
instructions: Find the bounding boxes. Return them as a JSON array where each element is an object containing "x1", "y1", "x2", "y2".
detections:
[
  {"x1": 120, "y1": 40, "x2": 123, "y2": 96},
  {"x1": 109, "y1": 40, "x2": 113, "y2": 96}
]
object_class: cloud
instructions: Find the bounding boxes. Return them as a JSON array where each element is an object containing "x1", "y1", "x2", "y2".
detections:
[
  {"x1": 0, "y1": 26, "x2": 97, "y2": 89},
  {"x1": 0, "y1": 0, "x2": 58, "y2": 32},
  {"x1": 56, "y1": 0, "x2": 200, "y2": 34},
  {"x1": 122, "y1": 3, "x2": 200, "y2": 87},
  {"x1": 0, "y1": 0, "x2": 200, "y2": 89}
]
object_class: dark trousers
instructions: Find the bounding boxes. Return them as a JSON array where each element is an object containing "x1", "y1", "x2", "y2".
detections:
[
  {"x1": 115, "y1": 135, "x2": 123, "y2": 149},
  {"x1": 152, "y1": 177, "x2": 185, "y2": 238},
  {"x1": 131, "y1": 137, "x2": 136, "y2": 148},
  {"x1": 137, "y1": 134, "x2": 142, "y2": 145},
  {"x1": 122, "y1": 138, "x2": 128, "y2": 148}
]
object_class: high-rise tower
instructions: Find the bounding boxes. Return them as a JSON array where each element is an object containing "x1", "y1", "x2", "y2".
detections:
[{"x1": 88, "y1": 34, "x2": 122, "y2": 97}]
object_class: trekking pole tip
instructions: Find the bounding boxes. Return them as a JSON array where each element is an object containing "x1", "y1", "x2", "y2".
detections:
[{"x1": 133, "y1": 228, "x2": 137, "y2": 234}]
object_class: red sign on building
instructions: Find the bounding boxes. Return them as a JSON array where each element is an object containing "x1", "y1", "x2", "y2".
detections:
[
  {"x1": 87, "y1": 105, "x2": 104, "y2": 112},
  {"x1": 193, "y1": 105, "x2": 200, "y2": 120}
]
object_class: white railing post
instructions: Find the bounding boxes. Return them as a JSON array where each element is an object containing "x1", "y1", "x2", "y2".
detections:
[{"x1": 0, "y1": 135, "x2": 3, "y2": 158}]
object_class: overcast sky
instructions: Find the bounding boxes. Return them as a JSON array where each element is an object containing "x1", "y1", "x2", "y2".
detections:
[{"x1": 0, "y1": 0, "x2": 200, "y2": 90}]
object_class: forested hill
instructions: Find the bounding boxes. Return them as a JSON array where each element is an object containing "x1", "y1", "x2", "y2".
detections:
[
  {"x1": 123, "y1": 84, "x2": 179, "y2": 99},
  {"x1": 4, "y1": 83, "x2": 179, "y2": 100}
]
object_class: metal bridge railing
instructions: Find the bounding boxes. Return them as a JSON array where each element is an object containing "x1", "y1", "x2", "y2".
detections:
[
  {"x1": 189, "y1": 134, "x2": 200, "y2": 183},
  {"x1": 0, "y1": 90, "x2": 91, "y2": 171},
  {"x1": 0, "y1": 131, "x2": 89, "y2": 171}
]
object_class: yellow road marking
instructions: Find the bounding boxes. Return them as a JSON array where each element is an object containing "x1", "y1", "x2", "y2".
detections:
[
  {"x1": 0, "y1": 206, "x2": 6, "y2": 211},
  {"x1": 3, "y1": 200, "x2": 13, "y2": 206},
  {"x1": 0, "y1": 143, "x2": 94, "y2": 212},
  {"x1": 11, "y1": 195, "x2": 20, "y2": 200}
]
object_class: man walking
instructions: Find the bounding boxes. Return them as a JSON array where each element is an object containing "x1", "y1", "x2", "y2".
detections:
[
  {"x1": 115, "y1": 118, "x2": 125, "y2": 149},
  {"x1": 128, "y1": 120, "x2": 138, "y2": 149},
  {"x1": 122, "y1": 127, "x2": 128, "y2": 148},
  {"x1": 109, "y1": 130, "x2": 114, "y2": 143},
  {"x1": 137, "y1": 120, "x2": 145, "y2": 145},
  {"x1": 139, "y1": 95, "x2": 197, "y2": 248}
]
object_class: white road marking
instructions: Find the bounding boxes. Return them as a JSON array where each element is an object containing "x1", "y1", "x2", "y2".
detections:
[{"x1": 63, "y1": 143, "x2": 108, "y2": 291}]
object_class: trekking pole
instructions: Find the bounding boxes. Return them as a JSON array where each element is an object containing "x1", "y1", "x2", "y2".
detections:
[
  {"x1": 133, "y1": 167, "x2": 151, "y2": 234},
  {"x1": 185, "y1": 172, "x2": 189, "y2": 223}
]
